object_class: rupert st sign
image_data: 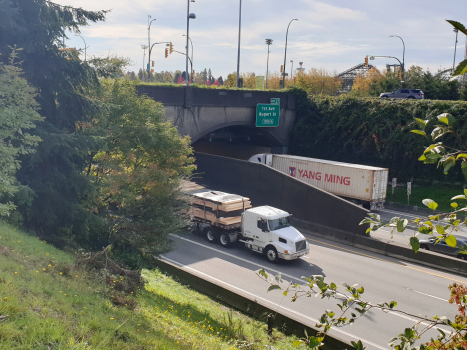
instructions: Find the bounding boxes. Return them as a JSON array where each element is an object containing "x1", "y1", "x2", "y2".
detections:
[{"x1": 256, "y1": 104, "x2": 280, "y2": 127}]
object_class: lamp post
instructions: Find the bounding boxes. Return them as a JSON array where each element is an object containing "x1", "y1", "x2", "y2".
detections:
[
  {"x1": 369, "y1": 55, "x2": 404, "y2": 87},
  {"x1": 236, "y1": 0, "x2": 242, "y2": 88},
  {"x1": 290, "y1": 60, "x2": 293, "y2": 85},
  {"x1": 148, "y1": 16, "x2": 156, "y2": 82},
  {"x1": 282, "y1": 19, "x2": 298, "y2": 89},
  {"x1": 141, "y1": 45, "x2": 148, "y2": 80},
  {"x1": 389, "y1": 35, "x2": 405, "y2": 80},
  {"x1": 75, "y1": 34, "x2": 88, "y2": 61},
  {"x1": 186, "y1": 0, "x2": 196, "y2": 85},
  {"x1": 265, "y1": 39, "x2": 273, "y2": 89},
  {"x1": 182, "y1": 34, "x2": 194, "y2": 80},
  {"x1": 453, "y1": 28, "x2": 459, "y2": 72}
]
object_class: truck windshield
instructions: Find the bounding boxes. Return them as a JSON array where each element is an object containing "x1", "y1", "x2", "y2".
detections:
[{"x1": 268, "y1": 216, "x2": 291, "y2": 231}]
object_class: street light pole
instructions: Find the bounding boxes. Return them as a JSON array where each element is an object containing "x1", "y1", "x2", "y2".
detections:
[
  {"x1": 265, "y1": 39, "x2": 273, "y2": 89},
  {"x1": 148, "y1": 16, "x2": 156, "y2": 82},
  {"x1": 369, "y1": 55, "x2": 404, "y2": 87},
  {"x1": 236, "y1": 0, "x2": 242, "y2": 88},
  {"x1": 75, "y1": 34, "x2": 87, "y2": 61},
  {"x1": 186, "y1": 0, "x2": 196, "y2": 86},
  {"x1": 453, "y1": 28, "x2": 459, "y2": 72},
  {"x1": 183, "y1": 34, "x2": 194, "y2": 80},
  {"x1": 389, "y1": 35, "x2": 405, "y2": 79},
  {"x1": 282, "y1": 19, "x2": 298, "y2": 89}
]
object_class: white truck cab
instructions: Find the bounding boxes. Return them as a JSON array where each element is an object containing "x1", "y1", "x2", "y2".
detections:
[{"x1": 241, "y1": 206, "x2": 309, "y2": 262}]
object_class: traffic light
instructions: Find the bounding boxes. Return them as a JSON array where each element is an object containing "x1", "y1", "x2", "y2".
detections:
[
  {"x1": 364, "y1": 56, "x2": 368, "y2": 67},
  {"x1": 192, "y1": 70, "x2": 195, "y2": 76},
  {"x1": 165, "y1": 48, "x2": 168, "y2": 58},
  {"x1": 170, "y1": 42, "x2": 174, "y2": 54},
  {"x1": 398, "y1": 72, "x2": 402, "y2": 80},
  {"x1": 280, "y1": 65, "x2": 284, "y2": 73},
  {"x1": 150, "y1": 69, "x2": 154, "y2": 73},
  {"x1": 151, "y1": 61, "x2": 154, "y2": 67}
]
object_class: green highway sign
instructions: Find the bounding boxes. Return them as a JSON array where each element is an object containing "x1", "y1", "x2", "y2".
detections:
[
  {"x1": 270, "y1": 98, "x2": 280, "y2": 105},
  {"x1": 256, "y1": 104, "x2": 280, "y2": 127}
]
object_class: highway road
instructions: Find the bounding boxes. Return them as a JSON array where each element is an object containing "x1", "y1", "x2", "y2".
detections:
[
  {"x1": 372, "y1": 208, "x2": 467, "y2": 247},
  {"x1": 162, "y1": 228, "x2": 466, "y2": 350}
]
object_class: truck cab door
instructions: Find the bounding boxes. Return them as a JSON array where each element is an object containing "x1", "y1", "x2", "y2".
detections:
[{"x1": 255, "y1": 218, "x2": 270, "y2": 244}]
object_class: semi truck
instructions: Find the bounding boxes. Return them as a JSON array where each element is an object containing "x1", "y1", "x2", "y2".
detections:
[
  {"x1": 187, "y1": 187, "x2": 309, "y2": 263},
  {"x1": 249, "y1": 154, "x2": 388, "y2": 210}
]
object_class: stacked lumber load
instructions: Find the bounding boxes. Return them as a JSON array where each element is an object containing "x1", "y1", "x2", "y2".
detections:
[{"x1": 190, "y1": 190, "x2": 252, "y2": 225}]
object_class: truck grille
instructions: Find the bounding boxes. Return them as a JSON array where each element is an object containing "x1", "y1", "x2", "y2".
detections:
[{"x1": 295, "y1": 240, "x2": 306, "y2": 252}]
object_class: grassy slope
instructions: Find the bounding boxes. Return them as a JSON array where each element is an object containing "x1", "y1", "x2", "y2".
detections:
[
  {"x1": 388, "y1": 183, "x2": 464, "y2": 212},
  {"x1": 0, "y1": 222, "x2": 304, "y2": 349}
]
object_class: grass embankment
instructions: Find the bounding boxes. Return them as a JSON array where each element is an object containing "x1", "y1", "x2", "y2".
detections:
[
  {"x1": 0, "y1": 222, "x2": 304, "y2": 349},
  {"x1": 388, "y1": 183, "x2": 464, "y2": 212}
]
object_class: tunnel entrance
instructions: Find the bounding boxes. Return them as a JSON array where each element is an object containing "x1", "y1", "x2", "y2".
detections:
[{"x1": 192, "y1": 125, "x2": 283, "y2": 160}]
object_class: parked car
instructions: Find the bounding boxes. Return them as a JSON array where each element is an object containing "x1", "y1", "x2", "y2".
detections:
[
  {"x1": 379, "y1": 89, "x2": 424, "y2": 99},
  {"x1": 419, "y1": 236, "x2": 467, "y2": 260}
]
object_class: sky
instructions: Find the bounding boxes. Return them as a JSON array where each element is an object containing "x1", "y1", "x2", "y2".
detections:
[{"x1": 56, "y1": 0, "x2": 467, "y2": 79}]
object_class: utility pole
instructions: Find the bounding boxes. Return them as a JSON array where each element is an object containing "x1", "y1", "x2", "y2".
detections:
[
  {"x1": 282, "y1": 19, "x2": 298, "y2": 89},
  {"x1": 453, "y1": 28, "x2": 459, "y2": 72},
  {"x1": 236, "y1": 0, "x2": 242, "y2": 88}
]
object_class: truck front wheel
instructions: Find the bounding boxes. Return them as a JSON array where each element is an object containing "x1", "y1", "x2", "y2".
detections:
[
  {"x1": 264, "y1": 246, "x2": 279, "y2": 263},
  {"x1": 206, "y1": 229, "x2": 218, "y2": 244},
  {"x1": 219, "y1": 232, "x2": 231, "y2": 247}
]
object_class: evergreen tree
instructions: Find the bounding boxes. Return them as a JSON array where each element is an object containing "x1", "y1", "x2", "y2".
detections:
[{"x1": 0, "y1": 0, "x2": 107, "y2": 243}]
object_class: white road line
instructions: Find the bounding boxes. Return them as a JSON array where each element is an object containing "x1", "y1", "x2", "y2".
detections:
[
  {"x1": 378, "y1": 209, "x2": 423, "y2": 219},
  {"x1": 170, "y1": 234, "x2": 303, "y2": 283},
  {"x1": 161, "y1": 255, "x2": 388, "y2": 350},
  {"x1": 170, "y1": 233, "x2": 452, "y2": 333},
  {"x1": 406, "y1": 288, "x2": 448, "y2": 302}
]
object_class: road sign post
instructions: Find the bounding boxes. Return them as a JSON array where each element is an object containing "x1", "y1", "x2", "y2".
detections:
[
  {"x1": 256, "y1": 104, "x2": 280, "y2": 127},
  {"x1": 392, "y1": 178, "x2": 397, "y2": 195},
  {"x1": 407, "y1": 182, "x2": 412, "y2": 205}
]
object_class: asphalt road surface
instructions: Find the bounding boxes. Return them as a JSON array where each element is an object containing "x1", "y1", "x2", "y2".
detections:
[{"x1": 162, "y1": 229, "x2": 466, "y2": 350}]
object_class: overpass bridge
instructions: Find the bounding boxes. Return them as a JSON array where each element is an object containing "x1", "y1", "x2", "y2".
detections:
[{"x1": 137, "y1": 85, "x2": 296, "y2": 154}]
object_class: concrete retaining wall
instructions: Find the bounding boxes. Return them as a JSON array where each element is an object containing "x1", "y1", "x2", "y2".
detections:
[
  {"x1": 155, "y1": 258, "x2": 354, "y2": 350},
  {"x1": 194, "y1": 152, "x2": 369, "y2": 236}
]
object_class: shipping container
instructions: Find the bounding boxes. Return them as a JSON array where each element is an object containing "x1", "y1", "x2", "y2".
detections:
[{"x1": 249, "y1": 154, "x2": 388, "y2": 210}]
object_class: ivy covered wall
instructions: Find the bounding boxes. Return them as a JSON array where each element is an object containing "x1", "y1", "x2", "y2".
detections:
[{"x1": 289, "y1": 88, "x2": 467, "y2": 183}]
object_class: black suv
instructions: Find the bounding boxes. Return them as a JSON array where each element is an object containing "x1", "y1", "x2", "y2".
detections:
[{"x1": 379, "y1": 89, "x2": 424, "y2": 99}]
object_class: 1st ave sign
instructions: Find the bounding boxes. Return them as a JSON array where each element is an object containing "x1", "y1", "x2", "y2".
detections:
[{"x1": 256, "y1": 104, "x2": 280, "y2": 127}]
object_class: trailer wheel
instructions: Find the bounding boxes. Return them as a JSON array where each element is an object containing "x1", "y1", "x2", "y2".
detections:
[
  {"x1": 219, "y1": 232, "x2": 231, "y2": 247},
  {"x1": 264, "y1": 246, "x2": 279, "y2": 263},
  {"x1": 206, "y1": 229, "x2": 218, "y2": 243}
]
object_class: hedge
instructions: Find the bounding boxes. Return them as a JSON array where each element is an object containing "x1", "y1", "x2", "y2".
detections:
[{"x1": 288, "y1": 88, "x2": 467, "y2": 183}]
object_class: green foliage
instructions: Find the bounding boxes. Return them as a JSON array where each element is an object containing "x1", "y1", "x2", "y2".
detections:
[
  {"x1": 0, "y1": 47, "x2": 43, "y2": 217},
  {"x1": 289, "y1": 88, "x2": 467, "y2": 182},
  {"x1": 0, "y1": 0, "x2": 107, "y2": 243},
  {"x1": 88, "y1": 79, "x2": 195, "y2": 267}
]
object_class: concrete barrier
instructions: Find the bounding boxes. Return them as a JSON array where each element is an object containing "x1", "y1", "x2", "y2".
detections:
[{"x1": 155, "y1": 258, "x2": 354, "y2": 350}]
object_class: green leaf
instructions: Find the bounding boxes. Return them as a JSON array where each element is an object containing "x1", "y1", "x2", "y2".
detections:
[
  {"x1": 397, "y1": 219, "x2": 408, "y2": 232},
  {"x1": 464, "y1": 188, "x2": 467, "y2": 197},
  {"x1": 410, "y1": 130, "x2": 427, "y2": 137},
  {"x1": 258, "y1": 269, "x2": 268, "y2": 279},
  {"x1": 431, "y1": 126, "x2": 452, "y2": 140},
  {"x1": 435, "y1": 224, "x2": 445, "y2": 234},
  {"x1": 350, "y1": 340, "x2": 365, "y2": 350},
  {"x1": 443, "y1": 158, "x2": 456, "y2": 174},
  {"x1": 414, "y1": 118, "x2": 427, "y2": 131},
  {"x1": 452, "y1": 202, "x2": 459, "y2": 209},
  {"x1": 437, "y1": 113, "x2": 456, "y2": 126},
  {"x1": 282, "y1": 290, "x2": 288, "y2": 296},
  {"x1": 422, "y1": 199, "x2": 438, "y2": 211},
  {"x1": 267, "y1": 285, "x2": 282, "y2": 292},
  {"x1": 445, "y1": 235, "x2": 457, "y2": 248},
  {"x1": 453, "y1": 58, "x2": 467, "y2": 77},
  {"x1": 447, "y1": 20, "x2": 467, "y2": 35},
  {"x1": 462, "y1": 161, "x2": 467, "y2": 181},
  {"x1": 418, "y1": 226, "x2": 432, "y2": 234},
  {"x1": 410, "y1": 237, "x2": 420, "y2": 253},
  {"x1": 456, "y1": 154, "x2": 467, "y2": 160},
  {"x1": 389, "y1": 301, "x2": 397, "y2": 308},
  {"x1": 452, "y1": 195, "x2": 467, "y2": 201},
  {"x1": 275, "y1": 272, "x2": 282, "y2": 284},
  {"x1": 307, "y1": 336, "x2": 323, "y2": 348},
  {"x1": 292, "y1": 340, "x2": 303, "y2": 347}
]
